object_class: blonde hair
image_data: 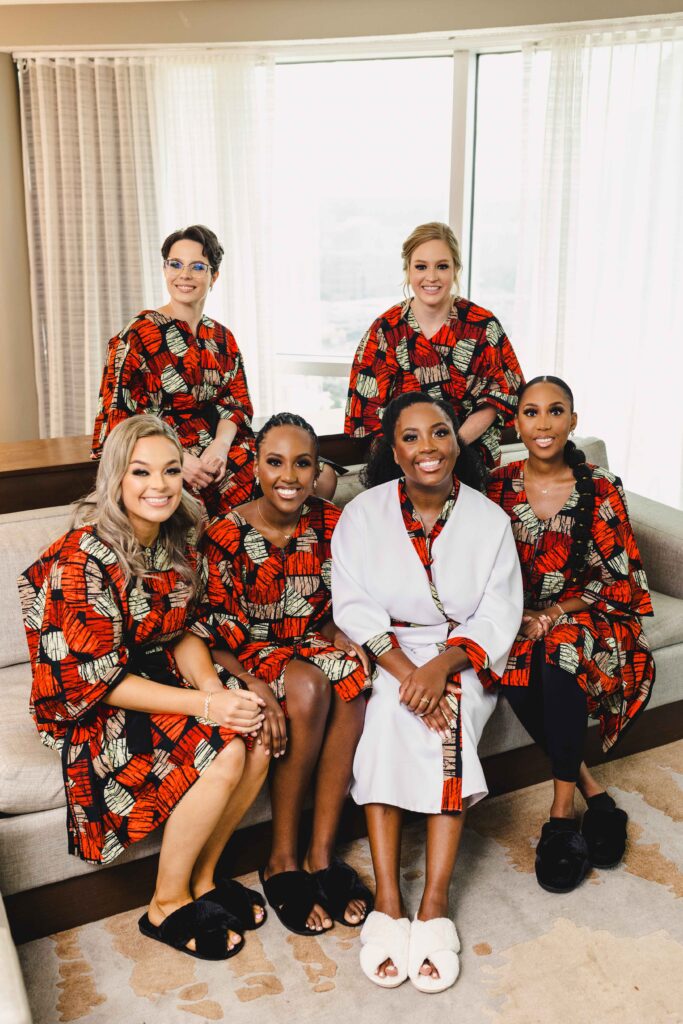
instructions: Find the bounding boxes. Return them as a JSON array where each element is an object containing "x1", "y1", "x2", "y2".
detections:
[
  {"x1": 401, "y1": 221, "x2": 462, "y2": 297},
  {"x1": 73, "y1": 416, "x2": 202, "y2": 590}
]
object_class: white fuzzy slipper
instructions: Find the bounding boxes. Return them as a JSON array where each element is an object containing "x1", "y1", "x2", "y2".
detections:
[
  {"x1": 408, "y1": 916, "x2": 460, "y2": 993},
  {"x1": 359, "y1": 911, "x2": 411, "y2": 988}
]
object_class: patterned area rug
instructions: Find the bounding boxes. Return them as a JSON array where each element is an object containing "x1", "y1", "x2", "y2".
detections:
[{"x1": 19, "y1": 740, "x2": 683, "y2": 1024}]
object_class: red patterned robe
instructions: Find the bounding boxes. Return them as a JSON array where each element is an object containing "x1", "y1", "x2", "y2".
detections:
[
  {"x1": 91, "y1": 311, "x2": 255, "y2": 514},
  {"x1": 19, "y1": 526, "x2": 239, "y2": 864},
  {"x1": 193, "y1": 497, "x2": 369, "y2": 707},
  {"x1": 344, "y1": 298, "x2": 524, "y2": 467},
  {"x1": 487, "y1": 462, "x2": 655, "y2": 751}
]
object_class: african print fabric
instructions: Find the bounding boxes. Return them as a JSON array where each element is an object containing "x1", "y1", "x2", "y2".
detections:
[
  {"x1": 91, "y1": 311, "x2": 255, "y2": 514},
  {"x1": 344, "y1": 298, "x2": 524, "y2": 467},
  {"x1": 487, "y1": 461, "x2": 655, "y2": 752},
  {"x1": 194, "y1": 497, "x2": 369, "y2": 707},
  {"x1": 18, "y1": 527, "x2": 239, "y2": 865}
]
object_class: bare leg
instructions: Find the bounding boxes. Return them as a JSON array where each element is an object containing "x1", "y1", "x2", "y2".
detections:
[
  {"x1": 577, "y1": 761, "x2": 606, "y2": 802},
  {"x1": 550, "y1": 779, "x2": 578, "y2": 819},
  {"x1": 265, "y1": 660, "x2": 332, "y2": 931},
  {"x1": 365, "y1": 803, "x2": 405, "y2": 979},
  {"x1": 416, "y1": 810, "x2": 466, "y2": 979},
  {"x1": 303, "y1": 691, "x2": 367, "y2": 923},
  {"x1": 149, "y1": 739, "x2": 247, "y2": 950},
  {"x1": 191, "y1": 742, "x2": 271, "y2": 922}
]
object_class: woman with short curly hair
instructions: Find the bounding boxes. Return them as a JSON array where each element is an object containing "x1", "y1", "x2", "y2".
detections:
[{"x1": 91, "y1": 224, "x2": 256, "y2": 515}]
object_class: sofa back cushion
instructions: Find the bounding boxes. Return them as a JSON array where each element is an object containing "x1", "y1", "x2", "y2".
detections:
[{"x1": 0, "y1": 505, "x2": 72, "y2": 669}]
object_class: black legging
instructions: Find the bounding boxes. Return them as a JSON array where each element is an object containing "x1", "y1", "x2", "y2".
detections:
[{"x1": 504, "y1": 642, "x2": 588, "y2": 783}]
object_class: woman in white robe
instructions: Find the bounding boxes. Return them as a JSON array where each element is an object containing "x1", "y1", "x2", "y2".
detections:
[{"x1": 331, "y1": 393, "x2": 522, "y2": 993}]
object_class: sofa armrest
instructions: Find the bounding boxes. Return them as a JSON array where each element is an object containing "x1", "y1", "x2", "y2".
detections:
[{"x1": 626, "y1": 490, "x2": 683, "y2": 600}]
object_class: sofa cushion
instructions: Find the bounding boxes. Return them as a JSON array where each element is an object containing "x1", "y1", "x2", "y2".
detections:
[
  {"x1": 0, "y1": 662, "x2": 65, "y2": 815},
  {"x1": 0, "y1": 504, "x2": 72, "y2": 669},
  {"x1": 645, "y1": 591, "x2": 683, "y2": 651}
]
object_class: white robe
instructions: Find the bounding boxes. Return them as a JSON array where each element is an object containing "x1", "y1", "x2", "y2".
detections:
[{"x1": 331, "y1": 480, "x2": 523, "y2": 814}]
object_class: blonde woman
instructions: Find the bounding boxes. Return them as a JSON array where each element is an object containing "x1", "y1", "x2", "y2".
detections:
[
  {"x1": 344, "y1": 221, "x2": 524, "y2": 468},
  {"x1": 19, "y1": 416, "x2": 270, "y2": 960}
]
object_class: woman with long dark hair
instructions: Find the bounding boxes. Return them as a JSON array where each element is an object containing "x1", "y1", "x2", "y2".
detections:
[
  {"x1": 487, "y1": 376, "x2": 655, "y2": 894},
  {"x1": 332, "y1": 392, "x2": 522, "y2": 993}
]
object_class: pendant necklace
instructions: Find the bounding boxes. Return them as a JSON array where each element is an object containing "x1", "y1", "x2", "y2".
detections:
[{"x1": 257, "y1": 498, "x2": 300, "y2": 544}]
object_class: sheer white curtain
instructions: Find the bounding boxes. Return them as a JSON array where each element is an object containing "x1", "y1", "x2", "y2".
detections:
[
  {"x1": 514, "y1": 23, "x2": 683, "y2": 508},
  {"x1": 18, "y1": 51, "x2": 274, "y2": 438}
]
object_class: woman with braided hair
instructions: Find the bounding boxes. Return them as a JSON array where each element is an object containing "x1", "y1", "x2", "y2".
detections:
[
  {"x1": 487, "y1": 376, "x2": 655, "y2": 894},
  {"x1": 195, "y1": 412, "x2": 373, "y2": 939}
]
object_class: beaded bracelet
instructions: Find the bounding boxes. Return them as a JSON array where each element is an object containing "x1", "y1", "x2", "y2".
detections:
[
  {"x1": 203, "y1": 692, "x2": 212, "y2": 721},
  {"x1": 554, "y1": 602, "x2": 565, "y2": 618}
]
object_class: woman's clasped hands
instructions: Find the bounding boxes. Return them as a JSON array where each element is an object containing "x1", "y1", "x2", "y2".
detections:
[
  {"x1": 206, "y1": 687, "x2": 266, "y2": 735},
  {"x1": 521, "y1": 608, "x2": 556, "y2": 641},
  {"x1": 399, "y1": 660, "x2": 457, "y2": 741}
]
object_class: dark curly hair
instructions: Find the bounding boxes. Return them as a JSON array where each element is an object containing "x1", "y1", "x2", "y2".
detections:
[
  {"x1": 161, "y1": 225, "x2": 224, "y2": 272},
  {"x1": 255, "y1": 411, "x2": 320, "y2": 462},
  {"x1": 518, "y1": 375, "x2": 594, "y2": 581},
  {"x1": 361, "y1": 392, "x2": 487, "y2": 492}
]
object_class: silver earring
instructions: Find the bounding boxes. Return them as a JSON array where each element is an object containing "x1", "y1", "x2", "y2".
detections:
[
  {"x1": 313, "y1": 479, "x2": 318, "y2": 490},
  {"x1": 570, "y1": 430, "x2": 575, "y2": 437},
  {"x1": 516, "y1": 430, "x2": 521, "y2": 439}
]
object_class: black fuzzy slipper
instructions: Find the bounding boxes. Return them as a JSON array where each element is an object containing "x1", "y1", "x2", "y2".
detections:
[
  {"x1": 314, "y1": 858, "x2": 374, "y2": 927},
  {"x1": 199, "y1": 878, "x2": 267, "y2": 930},
  {"x1": 258, "y1": 867, "x2": 331, "y2": 936},
  {"x1": 138, "y1": 899, "x2": 244, "y2": 960},
  {"x1": 535, "y1": 818, "x2": 590, "y2": 894},
  {"x1": 582, "y1": 793, "x2": 628, "y2": 868}
]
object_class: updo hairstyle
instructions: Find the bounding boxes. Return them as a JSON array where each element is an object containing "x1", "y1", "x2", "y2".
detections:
[
  {"x1": 255, "y1": 412, "x2": 320, "y2": 464},
  {"x1": 401, "y1": 222, "x2": 462, "y2": 296},
  {"x1": 361, "y1": 392, "x2": 486, "y2": 493}
]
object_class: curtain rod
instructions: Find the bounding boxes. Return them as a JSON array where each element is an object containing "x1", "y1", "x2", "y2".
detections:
[{"x1": 10, "y1": 12, "x2": 683, "y2": 62}]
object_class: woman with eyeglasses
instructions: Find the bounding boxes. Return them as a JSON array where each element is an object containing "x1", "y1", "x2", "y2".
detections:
[{"x1": 91, "y1": 225, "x2": 256, "y2": 516}]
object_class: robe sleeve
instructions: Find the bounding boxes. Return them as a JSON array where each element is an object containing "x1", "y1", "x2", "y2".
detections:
[
  {"x1": 212, "y1": 328, "x2": 253, "y2": 434},
  {"x1": 91, "y1": 324, "x2": 152, "y2": 457},
  {"x1": 331, "y1": 501, "x2": 401, "y2": 659},
  {"x1": 29, "y1": 547, "x2": 130, "y2": 728},
  {"x1": 344, "y1": 319, "x2": 397, "y2": 438},
  {"x1": 467, "y1": 317, "x2": 524, "y2": 427},
  {"x1": 191, "y1": 525, "x2": 251, "y2": 651},
  {"x1": 580, "y1": 475, "x2": 653, "y2": 618},
  {"x1": 446, "y1": 520, "x2": 523, "y2": 684}
]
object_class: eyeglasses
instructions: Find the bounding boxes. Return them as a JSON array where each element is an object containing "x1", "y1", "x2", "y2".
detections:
[{"x1": 163, "y1": 258, "x2": 212, "y2": 276}]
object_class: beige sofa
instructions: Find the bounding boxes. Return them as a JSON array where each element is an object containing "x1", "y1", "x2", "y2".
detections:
[{"x1": 1, "y1": 435, "x2": 681, "y2": 903}]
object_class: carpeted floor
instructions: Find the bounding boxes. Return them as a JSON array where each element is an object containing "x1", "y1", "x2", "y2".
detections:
[{"x1": 18, "y1": 740, "x2": 683, "y2": 1024}]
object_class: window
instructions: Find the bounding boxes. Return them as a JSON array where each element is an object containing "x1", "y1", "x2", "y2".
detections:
[
  {"x1": 468, "y1": 51, "x2": 524, "y2": 340},
  {"x1": 272, "y1": 56, "x2": 453, "y2": 430}
]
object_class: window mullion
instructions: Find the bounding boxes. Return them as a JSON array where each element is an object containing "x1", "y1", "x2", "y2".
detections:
[{"x1": 448, "y1": 50, "x2": 477, "y2": 296}]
